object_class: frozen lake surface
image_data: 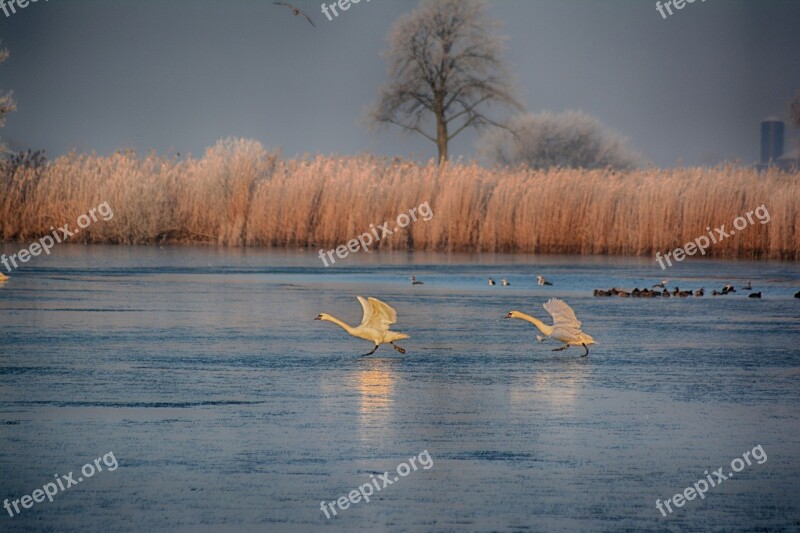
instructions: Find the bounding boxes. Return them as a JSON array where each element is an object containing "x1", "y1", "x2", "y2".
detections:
[{"x1": 1, "y1": 245, "x2": 799, "y2": 532}]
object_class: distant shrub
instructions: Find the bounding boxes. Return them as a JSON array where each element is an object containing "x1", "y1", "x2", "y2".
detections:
[
  {"x1": 7, "y1": 149, "x2": 47, "y2": 171},
  {"x1": 479, "y1": 111, "x2": 642, "y2": 170},
  {"x1": 790, "y1": 90, "x2": 800, "y2": 128},
  {"x1": 0, "y1": 149, "x2": 46, "y2": 199},
  {"x1": 0, "y1": 44, "x2": 14, "y2": 156}
]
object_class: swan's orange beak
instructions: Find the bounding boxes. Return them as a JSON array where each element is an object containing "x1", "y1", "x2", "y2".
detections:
[
  {"x1": 314, "y1": 314, "x2": 322, "y2": 320},
  {"x1": 504, "y1": 312, "x2": 512, "y2": 319}
]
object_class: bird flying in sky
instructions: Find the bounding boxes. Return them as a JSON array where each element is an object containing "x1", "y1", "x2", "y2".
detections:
[{"x1": 273, "y1": 1, "x2": 316, "y2": 27}]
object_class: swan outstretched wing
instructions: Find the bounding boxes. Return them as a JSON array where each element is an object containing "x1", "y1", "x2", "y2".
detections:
[
  {"x1": 543, "y1": 298, "x2": 582, "y2": 330},
  {"x1": 369, "y1": 297, "x2": 398, "y2": 325},
  {"x1": 357, "y1": 296, "x2": 398, "y2": 330},
  {"x1": 357, "y1": 296, "x2": 372, "y2": 326},
  {"x1": 550, "y1": 324, "x2": 582, "y2": 341}
]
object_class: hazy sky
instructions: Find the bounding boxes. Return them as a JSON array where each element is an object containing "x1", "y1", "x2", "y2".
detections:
[{"x1": 1, "y1": 0, "x2": 799, "y2": 167}]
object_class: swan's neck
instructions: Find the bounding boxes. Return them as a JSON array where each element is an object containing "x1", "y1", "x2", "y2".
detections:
[
  {"x1": 514, "y1": 313, "x2": 554, "y2": 335},
  {"x1": 323, "y1": 315, "x2": 357, "y2": 336}
]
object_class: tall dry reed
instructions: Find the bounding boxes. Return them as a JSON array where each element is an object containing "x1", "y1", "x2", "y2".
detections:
[{"x1": 1, "y1": 138, "x2": 797, "y2": 259}]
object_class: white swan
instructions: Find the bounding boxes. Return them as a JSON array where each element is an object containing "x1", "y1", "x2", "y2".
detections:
[
  {"x1": 505, "y1": 298, "x2": 595, "y2": 356},
  {"x1": 537, "y1": 275, "x2": 552, "y2": 286},
  {"x1": 316, "y1": 296, "x2": 409, "y2": 356},
  {"x1": 501, "y1": 278, "x2": 510, "y2": 286},
  {"x1": 488, "y1": 278, "x2": 496, "y2": 286}
]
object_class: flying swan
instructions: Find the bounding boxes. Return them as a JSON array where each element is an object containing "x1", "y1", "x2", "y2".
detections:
[
  {"x1": 505, "y1": 298, "x2": 595, "y2": 356},
  {"x1": 316, "y1": 296, "x2": 409, "y2": 356}
]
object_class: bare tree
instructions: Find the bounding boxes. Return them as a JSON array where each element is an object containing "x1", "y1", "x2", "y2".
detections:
[
  {"x1": 0, "y1": 44, "x2": 15, "y2": 154},
  {"x1": 478, "y1": 111, "x2": 643, "y2": 171},
  {"x1": 370, "y1": 0, "x2": 522, "y2": 164},
  {"x1": 790, "y1": 90, "x2": 800, "y2": 128}
]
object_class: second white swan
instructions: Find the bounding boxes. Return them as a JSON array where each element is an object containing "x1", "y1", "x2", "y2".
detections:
[{"x1": 505, "y1": 298, "x2": 595, "y2": 356}]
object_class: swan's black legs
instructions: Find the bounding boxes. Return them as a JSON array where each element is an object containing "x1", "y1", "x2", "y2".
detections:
[
  {"x1": 552, "y1": 345, "x2": 570, "y2": 352},
  {"x1": 391, "y1": 343, "x2": 406, "y2": 354},
  {"x1": 581, "y1": 343, "x2": 589, "y2": 357},
  {"x1": 362, "y1": 345, "x2": 380, "y2": 357}
]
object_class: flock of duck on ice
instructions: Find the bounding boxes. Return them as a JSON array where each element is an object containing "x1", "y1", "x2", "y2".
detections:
[
  {"x1": 2, "y1": 271, "x2": 795, "y2": 360},
  {"x1": 314, "y1": 275, "x2": 799, "y2": 359}
]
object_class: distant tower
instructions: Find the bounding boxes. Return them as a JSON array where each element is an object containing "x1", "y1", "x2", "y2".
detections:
[{"x1": 760, "y1": 119, "x2": 784, "y2": 164}]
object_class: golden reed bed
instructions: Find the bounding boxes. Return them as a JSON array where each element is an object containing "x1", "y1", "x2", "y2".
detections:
[{"x1": 1, "y1": 139, "x2": 798, "y2": 259}]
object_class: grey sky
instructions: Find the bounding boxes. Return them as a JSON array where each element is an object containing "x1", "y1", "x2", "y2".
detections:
[{"x1": 1, "y1": 0, "x2": 799, "y2": 167}]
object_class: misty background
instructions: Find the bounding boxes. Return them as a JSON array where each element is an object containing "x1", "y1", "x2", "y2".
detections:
[{"x1": 1, "y1": 0, "x2": 799, "y2": 167}]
